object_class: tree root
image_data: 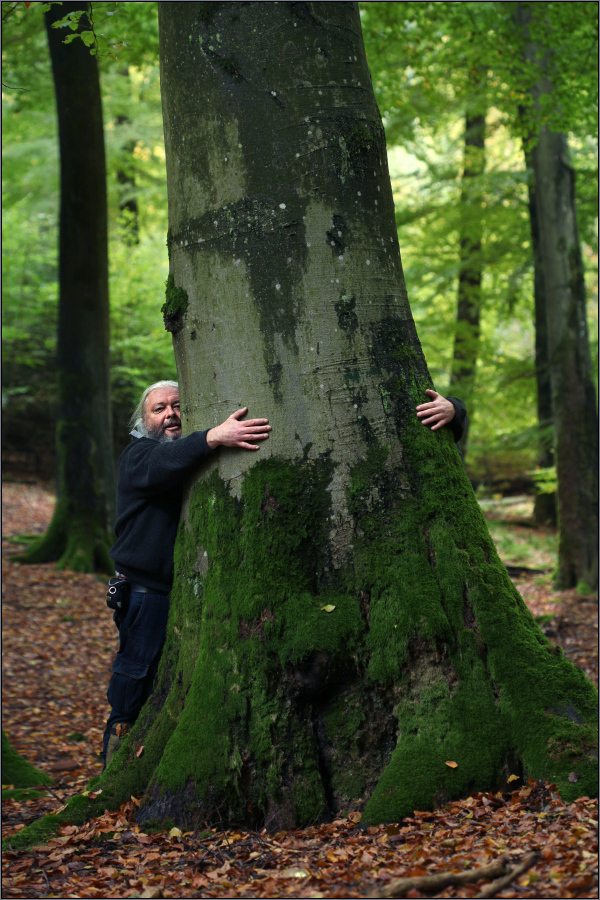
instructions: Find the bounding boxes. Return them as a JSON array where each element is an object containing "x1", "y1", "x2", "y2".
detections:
[
  {"x1": 15, "y1": 506, "x2": 113, "y2": 574},
  {"x1": 364, "y1": 851, "x2": 540, "y2": 898},
  {"x1": 474, "y1": 852, "x2": 541, "y2": 898}
]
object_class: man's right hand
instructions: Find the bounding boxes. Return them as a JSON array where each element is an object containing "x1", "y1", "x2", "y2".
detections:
[{"x1": 206, "y1": 408, "x2": 271, "y2": 451}]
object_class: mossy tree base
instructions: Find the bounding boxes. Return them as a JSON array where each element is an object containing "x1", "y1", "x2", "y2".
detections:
[
  {"x1": 16, "y1": 503, "x2": 113, "y2": 574},
  {"x1": 97, "y1": 414, "x2": 598, "y2": 830}
]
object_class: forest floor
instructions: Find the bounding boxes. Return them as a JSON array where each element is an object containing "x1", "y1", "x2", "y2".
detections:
[{"x1": 1, "y1": 481, "x2": 598, "y2": 899}]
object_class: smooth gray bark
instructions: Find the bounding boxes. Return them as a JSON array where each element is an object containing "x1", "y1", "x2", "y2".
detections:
[{"x1": 160, "y1": 0, "x2": 422, "y2": 551}]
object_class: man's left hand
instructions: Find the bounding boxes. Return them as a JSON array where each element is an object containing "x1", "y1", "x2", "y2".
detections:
[
  {"x1": 207, "y1": 407, "x2": 271, "y2": 450},
  {"x1": 416, "y1": 390, "x2": 456, "y2": 431}
]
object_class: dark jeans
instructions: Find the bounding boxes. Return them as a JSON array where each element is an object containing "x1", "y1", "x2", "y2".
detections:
[{"x1": 102, "y1": 590, "x2": 170, "y2": 757}]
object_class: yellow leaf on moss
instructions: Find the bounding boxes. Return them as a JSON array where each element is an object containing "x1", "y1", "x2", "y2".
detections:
[
  {"x1": 321, "y1": 605, "x2": 336, "y2": 612},
  {"x1": 446, "y1": 760, "x2": 458, "y2": 768}
]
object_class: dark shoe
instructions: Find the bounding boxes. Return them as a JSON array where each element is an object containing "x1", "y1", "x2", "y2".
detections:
[{"x1": 104, "y1": 721, "x2": 133, "y2": 770}]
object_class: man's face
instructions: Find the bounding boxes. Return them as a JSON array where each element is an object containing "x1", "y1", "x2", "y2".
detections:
[{"x1": 143, "y1": 387, "x2": 181, "y2": 442}]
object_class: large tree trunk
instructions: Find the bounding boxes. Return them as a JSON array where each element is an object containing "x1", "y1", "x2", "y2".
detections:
[
  {"x1": 516, "y1": 3, "x2": 598, "y2": 589},
  {"x1": 98, "y1": 1, "x2": 597, "y2": 830},
  {"x1": 448, "y1": 110, "x2": 486, "y2": 457},
  {"x1": 20, "y1": 1, "x2": 115, "y2": 573}
]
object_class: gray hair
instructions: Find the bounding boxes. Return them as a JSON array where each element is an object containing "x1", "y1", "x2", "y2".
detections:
[{"x1": 129, "y1": 380, "x2": 179, "y2": 433}]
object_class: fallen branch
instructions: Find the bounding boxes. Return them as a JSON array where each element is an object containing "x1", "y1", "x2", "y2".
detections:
[
  {"x1": 474, "y1": 851, "x2": 540, "y2": 898},
  {"x1": 364, "y1": 857, "x2": 509, "y2": 898},
  {"x1": 364, "y1": 852, "x2": 539, "y2": 899}
]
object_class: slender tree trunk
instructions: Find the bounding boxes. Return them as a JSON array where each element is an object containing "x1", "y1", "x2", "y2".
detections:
[
  {"x1": 516, "y1": 2, "x2": 598, "y2": 589},
  {"x1": 20, "y1": 1, "x2": 115, "y2": 572},
  {"x1": 96, "y1": 1, "x2": 597, "y2": 831},
  {"x1": 448, "y1": 110, "x2": 486, "y2": 457},
  {"x1": 524, "y1": 145, "x2": 557, "y2": 527}
]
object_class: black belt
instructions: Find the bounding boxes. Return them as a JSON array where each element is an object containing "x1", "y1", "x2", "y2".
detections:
[{"x1": 129, "y1": 583, "x2": 169, "y2": 596}]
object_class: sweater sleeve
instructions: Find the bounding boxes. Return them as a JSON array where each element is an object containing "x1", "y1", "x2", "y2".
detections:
[
  {"x1": 123, "y1": 431, "x2": 215, "y2": 492},
  {"x1": 446, "y1": 397, "x2": 468, "y2": 444}
]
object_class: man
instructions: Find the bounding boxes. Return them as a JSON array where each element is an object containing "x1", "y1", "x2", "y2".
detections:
[
  {"x1": 416, "y1": 389, "x2": 468, "y2": 453},
  {"x1": 102, "y1": 380, "x2": 271, "y2": 768}
]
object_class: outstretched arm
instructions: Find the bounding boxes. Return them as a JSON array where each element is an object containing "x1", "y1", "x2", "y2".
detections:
[
  {"x1": 415, "y1": 389, "x2": 456, "y2": 431},
  {"x1": 206, "y1": 407, "x2": 271, "y2": 451}
]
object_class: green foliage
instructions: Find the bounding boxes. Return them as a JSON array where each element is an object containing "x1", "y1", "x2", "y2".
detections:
[
  {"x1": 485, "y1": 519, "x2": 557, "y2": 569},
  {"x1": 529, "y1": 465, "x2": 558, "y2": 495},
  {"x1": 360, "y1": 1, "x2": 598, "y2": 484},
  {"x1": 2, "y1": 2, "x2": 174, "y2": 458}
]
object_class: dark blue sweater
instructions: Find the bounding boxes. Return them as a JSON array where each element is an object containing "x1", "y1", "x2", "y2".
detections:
[
  {"x1": 109, "y1": 430, "x2": 214, "y2": 592},
  {"x1": 446, "y1": 396, "x2": 468, "y2": 449}
]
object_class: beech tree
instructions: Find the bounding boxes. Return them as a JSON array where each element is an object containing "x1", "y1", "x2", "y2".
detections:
[
  {"x1": 18, "y1": 1, "x2": 115, "y2": 572},
  {"x1": 94, "y1": 2, "x2": 598, "y2": 830}
]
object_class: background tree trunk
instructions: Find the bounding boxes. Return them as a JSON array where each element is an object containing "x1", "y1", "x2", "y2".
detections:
[
  {"x1": 448, "y1": 110, "x2": 486, "y2": 457},
  {"x1": 98, "y1": 1, "x2": 597, "y2": 830},
  {"x1": 524, "y1": 145, "x2": 557, "y2": 527},
  {"x1": 115, "y1": 67, "x2": 140, "y2": 246},
  {"x1": 516, "y1": 2, "x2": 598, "y2": 589},
  {"x1": 20, "y1": 1, "x2": 115, "y2": 572}
]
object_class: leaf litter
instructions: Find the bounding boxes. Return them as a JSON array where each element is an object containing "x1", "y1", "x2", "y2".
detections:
[{"x1": 2, "y1": 482, "x2": 598, "y2": 898}]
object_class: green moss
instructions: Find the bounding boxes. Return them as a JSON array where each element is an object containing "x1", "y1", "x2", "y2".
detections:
[
  {"x1": 357, "y1": 403, "x2": 598, "y2": 821},
  {"x1": 291, "y1": 768, "x2": 328, "y2": 824},
  {"x1": 143, "y1": 817, "x2": 176, "y2": 834},
  {"x1": 2, "y1": 788, "x2": 48, "y2": 801},
  {"x1": 334, "y1": 117, "x2": 380, "y2": 183},
  {"x1": 127, "y1": 458, "x2": 370, "y2": 827},
  {"x1": 1, "y1": 793, "x2": 102, "y2": 851},
  {"x1": 1, "y1": 730, "x2": 52, "y2": 788},
  {"x1": 162, "y1": 274, "x2": 188, "y2": 333}
]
